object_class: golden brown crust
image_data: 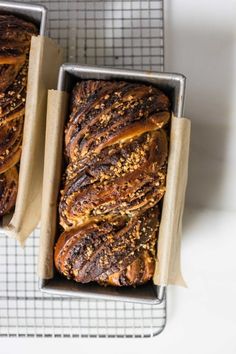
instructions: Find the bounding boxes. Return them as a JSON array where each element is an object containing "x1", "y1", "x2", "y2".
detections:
[
  {"x1": 55, "y1": 207, "x2": 159, "y2": 285},
  {"x1": 0, "y1": 116, "x2": 23, "y2": 174},
  {"x1": 59, "y1": 130, "x2": 167, "y2": 230},
  {"x1": 65, "y1": 81, "x2": 170, "y2": 161},
  {"x1": 0, "y1": 166, "x2": 18, "y2": 216},
  {"x1": 0, "y1": 57, "x2": 25, "y2": 92},
  {"x1": 0, "y1": 60, "x2": 27, "y2": 123},
  {"x1": 0, "y1": 15, "x2": 38, "y2": 217},
  {"x1": 0, "y1": 15, "x2": 37, "y2": 92},
  {"x1": 106, "y1": 250, "x2": 155, "y2": 286},
  {"x1": 55, "y1": 80, "x2": 170, "y2": 286}
]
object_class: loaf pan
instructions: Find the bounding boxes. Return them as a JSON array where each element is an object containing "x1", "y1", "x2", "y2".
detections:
[
  {"x1": 0, "y1": 0, "x2": 47, "y2": 231},
  {"x1": 0, "y1": 0, "x2": 46, "y2": 35},
  {"x1": 40, "y1": 64, "x2": 186, "y2": 304}
]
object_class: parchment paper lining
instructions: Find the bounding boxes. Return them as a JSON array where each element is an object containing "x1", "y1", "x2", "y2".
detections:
[
  {"x1": 39, "y1": 91, "x2": 191, "y2": 286},
  {"x1": 39, "y1": 90, "x2": 68, "y2": 278},
  {"x1": 153, "y1": 115, "x2": 191, "y2": 286}
]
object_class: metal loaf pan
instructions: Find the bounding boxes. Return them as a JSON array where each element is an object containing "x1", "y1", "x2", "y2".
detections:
[
  {"x1": 0, "y1": 1, "x2": 47, "y2": 35},
  {"x1": 40, "y1": 64, "x2": 186, "y2": 304},
  {"x1": 0, "y1": 0, "x2": 46, "y2": 229}
]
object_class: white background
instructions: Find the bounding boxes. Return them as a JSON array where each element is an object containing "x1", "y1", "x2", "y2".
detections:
[{"x1": 2, "y1": 0, "x2": 236, "y2": 352}]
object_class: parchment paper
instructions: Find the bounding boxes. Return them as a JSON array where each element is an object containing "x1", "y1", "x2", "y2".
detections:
[
  {"x1": 38, "y1": 90, "x2": 68, "y2": 279},
  {"x1": 153, "y1": 116, "x2": 191, "y2": 286},
  {"x1": 39, "y1": 92, "x2": 191, "y2": 286},
  {"x1": 2, "y1": 36, "x2": 63, "y2": 246}
]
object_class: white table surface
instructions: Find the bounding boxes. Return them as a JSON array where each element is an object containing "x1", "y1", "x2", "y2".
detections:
[{"x1": 2, "y1": 0, "x2": 236, "y2": 352}]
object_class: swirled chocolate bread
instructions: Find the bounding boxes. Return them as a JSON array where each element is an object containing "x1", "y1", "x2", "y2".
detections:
[
  {"x1": 55, "y1": 80, "x2": 171, "y2": 286},
  {"x1": 0, "y1": 15, "x2": 38, "y2": 216}
]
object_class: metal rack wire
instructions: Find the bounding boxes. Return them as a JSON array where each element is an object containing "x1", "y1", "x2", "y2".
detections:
[{"x1": 0, "y1": 0, "x2": 166, "y2": 338}]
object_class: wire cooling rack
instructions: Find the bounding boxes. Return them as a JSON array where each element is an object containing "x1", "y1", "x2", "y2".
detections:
[{"x1": 0, "y1": 0, "x2": 166, "y2": 338}]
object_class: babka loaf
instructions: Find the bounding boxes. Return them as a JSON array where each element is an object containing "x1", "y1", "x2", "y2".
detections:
[
  {"x1": 0, "y1": 15, "x2": 37, "y2": 216},
  {"x1": 55, "y1": 80, "x2": 171, "y2": 286}
]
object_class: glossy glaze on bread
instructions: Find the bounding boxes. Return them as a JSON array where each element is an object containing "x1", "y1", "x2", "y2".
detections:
[
  {"x1": 0, "y1": 15, "x2": 37, "y2": 216},
  {"x1": 55, "y1": 80, "x2": 171, "y2": 286}
]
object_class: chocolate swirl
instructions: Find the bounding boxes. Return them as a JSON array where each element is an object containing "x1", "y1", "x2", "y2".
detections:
[
  {"x1": 0, "y1": 15, "x2": 38, "y2": 216},
  {"x1": 55, "y1": 206, "x2": 159, "y2": 285},
  {"x1": 0, "y1": 166, "x2": 18, "y2": 216}
]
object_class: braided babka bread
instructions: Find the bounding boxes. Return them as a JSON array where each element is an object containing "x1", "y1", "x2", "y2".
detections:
[
  {"x1": 0, "y1": 15, "x2": 37, "y2": 216},
  {"x1": 55, "y1": 80, "x2": 171, "y2": 286}
]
